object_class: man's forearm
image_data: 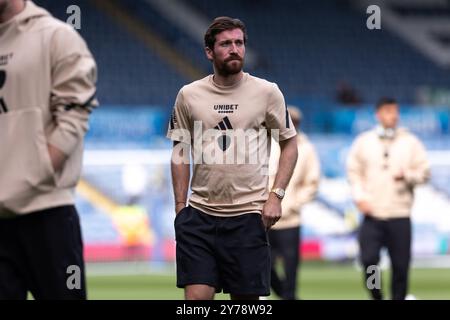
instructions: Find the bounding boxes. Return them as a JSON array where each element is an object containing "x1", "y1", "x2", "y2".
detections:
[
  {"x1": 171, "y1": 162, "x2": 190, "y2": 205},
  {"x1": 262, "y1": 136, "x2": 298, "y2": 229},
  {"x1": 171, "y1": 142, "x2": 191, "y2": 206},
  {"x1": 272, "y1": 137, "x2": 298, "y2": 190}
]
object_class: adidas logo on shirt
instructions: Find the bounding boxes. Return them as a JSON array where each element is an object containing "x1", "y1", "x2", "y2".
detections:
[
  {"x1": 214, "y1": 116, "x2": 233, "y2": 131},
  {"x1": 214, "y1": 116, "x2": 233, "y2": 151}
]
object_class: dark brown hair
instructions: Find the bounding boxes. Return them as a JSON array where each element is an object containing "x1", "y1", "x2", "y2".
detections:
[
  {"x1": 376, "y1": 97, "x2": 397, "y2": 110},
  {"x1": 204, "y1": 16, "x2": 247, "y2": 50}
]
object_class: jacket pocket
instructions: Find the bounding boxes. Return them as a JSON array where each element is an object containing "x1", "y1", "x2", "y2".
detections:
[
  {"x1": 53, "y1": 140, "x2": 83, "y2": 189},
  {"x1": 0, "y1": 108, "x2": 56, "y2": 202}
]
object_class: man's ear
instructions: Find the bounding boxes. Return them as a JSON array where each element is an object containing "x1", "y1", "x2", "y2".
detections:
[{"x1": 205, "y1": 47, "x2": 213, "y2": 62}]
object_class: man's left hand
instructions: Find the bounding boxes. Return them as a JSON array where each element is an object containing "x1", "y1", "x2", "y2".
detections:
[{"x1": 262, "y1": 193, "x2": 282, "y2": 230}]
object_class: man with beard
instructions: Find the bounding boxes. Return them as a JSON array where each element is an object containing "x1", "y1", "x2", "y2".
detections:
[{"x1": 167, "y1": 17, "x2": 298, "y2": 300}]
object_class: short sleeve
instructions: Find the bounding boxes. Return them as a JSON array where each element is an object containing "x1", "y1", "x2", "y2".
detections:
[
  {"x1": 166, "y1": 88, "x2": 192, "y2": 144},
  {"x1": 265, "y1": 84, "x2": 297, "y2": 141}
]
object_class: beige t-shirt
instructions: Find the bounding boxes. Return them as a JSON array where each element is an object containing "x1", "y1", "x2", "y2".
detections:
[{"x1": 167, "y1": 73, "x2": 297, "y2": 216}]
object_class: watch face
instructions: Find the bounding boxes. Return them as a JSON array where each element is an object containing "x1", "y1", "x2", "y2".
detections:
[{"x1": 273, "y1": 188, "x2": 284, "y2": 198}]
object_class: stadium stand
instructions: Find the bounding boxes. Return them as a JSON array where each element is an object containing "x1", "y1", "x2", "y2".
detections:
[
  {"x1": 184, "y1": 0, "x2": 450, "y2": 103},
  {"x1": 35, "y1": 0, "x2": 188, "y2": 105},
  {"x1": 31, "y1": 0, "x2": 449, "y2": 263},
  {"x1": 36, "y1": 0, "x2": 450, "y2": 105}
]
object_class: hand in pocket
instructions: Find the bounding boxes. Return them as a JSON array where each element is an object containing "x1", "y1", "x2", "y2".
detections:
[{"x1": 47, "y1": 143, "x2": 67, "y2": 173}]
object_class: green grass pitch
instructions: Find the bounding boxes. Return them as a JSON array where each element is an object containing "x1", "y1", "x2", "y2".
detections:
[{"x1": 85, "y1": 261, "x2": 450, "y2": 300}]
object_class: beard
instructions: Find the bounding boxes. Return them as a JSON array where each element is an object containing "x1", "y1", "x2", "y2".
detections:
[{"x1": 214, "y1": 56, "x2": 244, "y2": 76}]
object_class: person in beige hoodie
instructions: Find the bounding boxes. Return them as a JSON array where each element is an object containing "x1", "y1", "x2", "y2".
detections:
[
  {"x1": 347, "y1": 97, "x2": 429, "y2": 300},
  {"x1": 0, "y1": 0, "x2": 97, "y2": 299},
  {"x1": 268, "y1": 107, "x2": 320, "y2": 300}
]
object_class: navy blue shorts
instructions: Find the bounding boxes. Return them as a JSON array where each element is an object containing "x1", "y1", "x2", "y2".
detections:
[{"x1": 174, "y1": 205, "x2": 271, "y2": 296}]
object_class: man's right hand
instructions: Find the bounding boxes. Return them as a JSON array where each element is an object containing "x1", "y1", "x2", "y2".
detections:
[
  {"x1": 356, "y1": 200, "x2": 372, "y2": 216},
  {"x1": 175, "y1": 203, "x2": 186, "y2": 215}
]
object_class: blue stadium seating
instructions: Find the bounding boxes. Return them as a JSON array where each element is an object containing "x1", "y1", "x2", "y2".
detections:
[
  {"x1": 35, "y1": 0, "x2": 187, "y2": 106},
  {"x1": 35, "y1": 0, "x2": 450, "y2": 106},
  {"x1": 75, "y1": 195, "x2": 121, "y2": 244},
  {"x1": 117, "y1": 0, "x2": 211, "y2": 74},
  {"x1": 186, "y1": 0, "x2": 450, "y2": 104}
]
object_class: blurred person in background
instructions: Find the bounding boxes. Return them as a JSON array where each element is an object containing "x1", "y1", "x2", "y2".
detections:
[
  {"x1": 167, "y1": 16, "x2": 298, "y2": 300},
  {"x1": 122, "y1": 163, "x2": 149, "y2": 206},
  {"x1": 268, "y1": 106, "x2": 320, "y2": 300},
  {"x1": 346, "y1": 97, "x2": 429, "y2": 300},
  {"x1": 0, "y1": 0, "x2": 97, "y2": 299},
  {"x1": 117, "y1": 163, "x2": 152, "y2": 260},
  {"x1": 336, "y1": 80, "x2": 362, "y2": 106}
]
